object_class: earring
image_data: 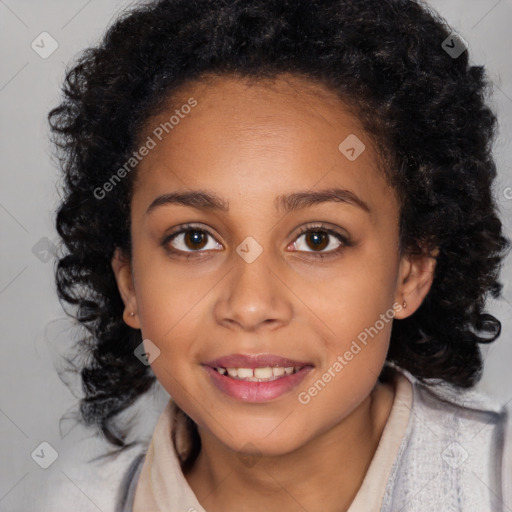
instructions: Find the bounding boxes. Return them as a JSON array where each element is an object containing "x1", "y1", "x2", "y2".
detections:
[
  {"x1": 129, "y1": 311, "x2": 135, "y2": 317},
  {"x1": 403, "y1": 300, "x2": 407, "y2": 309}
]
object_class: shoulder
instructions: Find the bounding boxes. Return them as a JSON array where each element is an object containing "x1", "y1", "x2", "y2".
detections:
[
  {"x1": 383, "y1": 364, "x2": 511, "y2": 512},
  {"x1": 23, "y1": 430, "x2": 148, "y2": 512}
]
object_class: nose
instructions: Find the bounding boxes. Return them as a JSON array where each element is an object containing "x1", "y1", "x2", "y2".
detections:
[{"x1": 213, "y1": 243, "x2": 294, "y2": 332}]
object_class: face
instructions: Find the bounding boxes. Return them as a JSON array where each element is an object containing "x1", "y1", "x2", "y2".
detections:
[{"x1": 112, "y1": 74, "x2": 435, "y2": 457}]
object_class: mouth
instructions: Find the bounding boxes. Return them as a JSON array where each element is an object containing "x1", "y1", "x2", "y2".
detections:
[{"x1": 202, "y1": 353, "x2": 314, "y2": 402}]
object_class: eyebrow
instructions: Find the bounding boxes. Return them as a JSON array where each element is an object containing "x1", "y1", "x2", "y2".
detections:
[{"x1": 145, "y1": 187, "x2": 371, "y2": 215}]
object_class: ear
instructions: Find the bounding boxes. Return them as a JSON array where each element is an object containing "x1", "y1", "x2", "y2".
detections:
[
  {"x1": 111, "y1": 247, "x2": 141, "y2": 329},
  {"x1": 394, "y1": 247, "x2": 439, "y2": 320}
]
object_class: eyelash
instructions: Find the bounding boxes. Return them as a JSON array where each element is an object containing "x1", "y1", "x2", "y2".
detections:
[{"x1": 162, "y1": 222, "x2": 352, "y2": 260}]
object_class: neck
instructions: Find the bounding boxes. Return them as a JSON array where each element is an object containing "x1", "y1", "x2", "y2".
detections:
[{"x1": 184, "y1": 379, "x2": 395, "y2": 512}]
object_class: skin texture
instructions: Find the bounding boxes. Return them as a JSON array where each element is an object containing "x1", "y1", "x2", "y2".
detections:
[{"x1": 111, "y1": 74, "x2": 437, "y2": 512}]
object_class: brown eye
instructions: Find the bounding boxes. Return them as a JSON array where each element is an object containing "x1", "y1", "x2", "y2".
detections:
[
  {"x1": 302, "y1": 231, "x2": 329, "y2": 251},
  {"x1": 291, "y1": 224, "x2": 352, "y2": 259},
  {"x1": 183, "y1": 229, "x2": 208, "y2": 250},
  {"x1": 163, "y1": 224, "x2": 223, "y2": 256}
]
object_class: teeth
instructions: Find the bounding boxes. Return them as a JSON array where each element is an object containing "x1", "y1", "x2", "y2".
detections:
[
  {"x1": 254, "y1": 367, "x2": 273, "y2": 379},
  {"x1": 272, "y1": 367, "x2": 285, "y2": 377},
  {"x1": 216, "y1": 366, "x2": 303, "y2": 381},
  {"x1": 237, "y1": 368, "x2": 253, "y2": 378},
  {"x1": 227, "y1": 368, "x2": 238, "y2": 378}
]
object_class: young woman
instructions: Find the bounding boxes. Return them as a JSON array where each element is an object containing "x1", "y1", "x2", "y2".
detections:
[{"x1": 49, "y1": 0, "x2": 512, "y2": 510}]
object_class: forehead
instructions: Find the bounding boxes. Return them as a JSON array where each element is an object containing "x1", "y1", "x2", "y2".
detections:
[{"x1": 131, "y1": 74, "x2": 398, "y2": 221}]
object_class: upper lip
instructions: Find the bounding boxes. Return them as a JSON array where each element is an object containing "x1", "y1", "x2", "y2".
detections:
[{"x1": 203, "y1": 353, "x2": 313, "y2": 369}]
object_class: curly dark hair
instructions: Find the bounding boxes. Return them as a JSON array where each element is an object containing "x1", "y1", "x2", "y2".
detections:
[{"x1": 49, "y1": 0, "x2": 510, "y2": 461}]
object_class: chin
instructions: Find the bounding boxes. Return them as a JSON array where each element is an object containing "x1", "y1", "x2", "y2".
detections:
[{"x1": 212, "y1": 422, "x2": 307, "y2": 458}]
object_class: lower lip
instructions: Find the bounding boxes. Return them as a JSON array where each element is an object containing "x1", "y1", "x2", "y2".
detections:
[{"x1": 203, "y1": 365, "x2": 313, "y2": 402}]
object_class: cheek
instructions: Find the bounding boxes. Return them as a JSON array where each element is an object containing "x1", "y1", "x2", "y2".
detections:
[
  {"x1": 132, "y1": 263, "x2": 211, "y2": 383},
  {"x1": 307, "y1": 251, "x2": 398, "y2": 343},
  {"x1": 294, "y1": 310, "x2": 393, "y2": 431},
  {"x1": 139, "y1": 299, "x2": 207, "y2": 404},
  {"x1": 344, "y1": 235, "x2": 400, "y2": 316},
  {"x1": 132, "y1": 241, "x2": 208, "y2": 335},
  {"x1": 301, "y1": 245, "x2": 398, "y2": 390}
]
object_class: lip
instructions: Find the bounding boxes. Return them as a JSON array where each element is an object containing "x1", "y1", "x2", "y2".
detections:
[
  {"x1": 202, "y1": 353, "x2": 314, "y2": 403},
  {"x1": 203, "y1": 353, "x2": 313, "y2": 369}
]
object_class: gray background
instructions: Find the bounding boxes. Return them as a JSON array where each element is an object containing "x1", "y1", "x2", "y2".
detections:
[{"x1": 1, "y1": 0, "x2": 511, "y2": 510}]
